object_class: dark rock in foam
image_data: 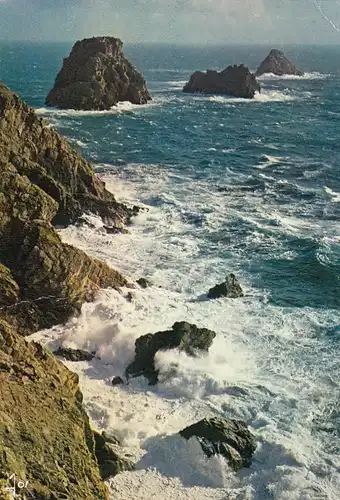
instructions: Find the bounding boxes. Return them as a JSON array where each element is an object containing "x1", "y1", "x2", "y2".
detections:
[
  {"x1": 179, "y1": 417, "x2": 256, "y2": 470},
  {"x1": 207, "y1": 273, "x2": 244, "y2": 299},
  {"x1": 125, "y1": 321, "x2": 216, "y2": 384}
]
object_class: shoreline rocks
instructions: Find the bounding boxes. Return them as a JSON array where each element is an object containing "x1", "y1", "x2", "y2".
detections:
[
  {"x1": 179, "y1": 417, "x2": 256, "y2": 470},
  {"x1": 46, "y1": 36, "x2": 151, "y2": 110},
  {"x1": 183, "y1": 65, "x2": 260, "y2": 99},
  {"x1": 125, "y1": 321, "x2": 216, "y2": 384},
  {"x1": 207, "y1": 273, "x2": 244, "y2": 299},
  {"x1": 255, "y1": 49, "x2": 304, "y2": 77}
]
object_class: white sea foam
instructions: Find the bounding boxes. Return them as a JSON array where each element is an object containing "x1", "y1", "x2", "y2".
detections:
[
  {"x1": 324, "y1": 186, "x2": 340, "y2": 202},
  {"x1": 29, "y1": 166, "x2": 340, "y2": 500},
  {"x1": 253, "y1": 154, "x2": 284, "y2": 169},
  {"x1": 258, "y1": 72, "x2": 329, "y2": 81},
  {"x1": 205, "y1": 89, "x2": 296, "y2": 104},
  {"x1": 35, "y1": 98, "x2": 166, "y2": 118}
]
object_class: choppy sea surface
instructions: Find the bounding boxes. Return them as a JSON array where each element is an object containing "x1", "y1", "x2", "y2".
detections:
[{"x1": 1, "y1": 43, "x2": 340, "y2": 499}]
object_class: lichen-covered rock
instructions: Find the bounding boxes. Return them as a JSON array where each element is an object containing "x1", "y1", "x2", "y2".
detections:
[
  {"x1": 0, "y1": 219, "x2": 126, "y2": 335},
  {"x1": 207, "y1": 273, "x2": 244, "y2": 299},
  {"x1": 183, "y1": 65, "x2": 260, "y2": 99},
  {"x1": 0, "y1": 264, "x2": 19, "y2": 307},
  {"x1": 179, "y1": 417, "x2": 256, "y2": 470},
  {"x1": 46, "y1": 36, "x2": 151, "y2": 111},
  {"x1": 0, "y1": 81, "x2": 135, "y2": 227},
  {"x1": 125, "y1": 321, "x2": 216, "y2": 384},
  {"x1": 54, "y1": 346, "x2": 96, "y2": 362},
  {"x1": 0, "y1": 319, "x2": 109, "y2": 499},
  {"x1": 255, "y1": 49, "x2": 304, "y2": 77}
]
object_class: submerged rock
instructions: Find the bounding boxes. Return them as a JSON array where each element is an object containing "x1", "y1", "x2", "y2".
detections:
[
  {"x1": 136, "y1": 277, "x2": 152, "y2": 288},
  {"x1": 0, "y1": 319, "x2": 109, "y2": 499},
  {"x1": 255, "y1": 49, "x2": 304, "y2": 77},
  {"x1": 179, "y1": 417, "x2": 256, "y2": 470},
  {"x1": 125, "y1": 321, "x2": 216, "y2": 384},
  {"x1": 183, "y1": 65, "x2": 260, "y2": 99},
  {"x1": 46, "y1": 36, "x2": 151, "y2": 110},
  {"x1": 111, "y1": 376, "x2": 124, "y2": 386},
  {"x1": 207, "y1": 273, "x2": 244, "y2": 299},
  {"x1": 54, "y1": 346, "x2": 96, "y2": 362}
]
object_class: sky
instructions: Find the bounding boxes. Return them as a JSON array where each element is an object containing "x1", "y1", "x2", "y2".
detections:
[{"x1": 0, "y1": 0, "x2": 340, "y2": 44}]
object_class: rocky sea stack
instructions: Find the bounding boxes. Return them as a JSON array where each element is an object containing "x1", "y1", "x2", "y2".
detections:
[
  {"x1": 183, "y1": 65, "x2": 260, "y2": 99},
  {"x1": 255, "y1": 49, "x2": 304, "y2": 77},
  {"x1": 45, "y1": 36, "x2": 151, "y2": 110}
]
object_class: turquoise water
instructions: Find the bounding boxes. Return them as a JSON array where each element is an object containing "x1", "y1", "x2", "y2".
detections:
[{"x1": 2, "y1": 42, "x2": 340, "y2": 498}]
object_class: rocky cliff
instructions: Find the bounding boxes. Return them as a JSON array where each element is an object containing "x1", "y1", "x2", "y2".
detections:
[
  {"x1": 46, "y1": 36, "x2": 151, "y2": 110},
  {"x1": 183, "y1": 65, "x2": 260, "y2": 99},
  {"x1": 0, "y1": 81, "x2": 136, "y2": 497},
  {"x1": 0, "y1": 319, "x2": 109, "y2": 499},
  {"x1": 0, "y1": 81, "x2": 130, "y2": 334},
  {"x1": 255, "y1": 49, "x2": 304, "y2": 77}
]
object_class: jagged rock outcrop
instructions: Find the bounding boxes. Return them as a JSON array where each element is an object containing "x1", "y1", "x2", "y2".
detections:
[
  {"x1": 179, "y1": 417, "x2": 256, "y2": 470},
  {"x1": 94, "y1": 431, "x2": 135, "y2": 479},
  {"x1": 54, "y1": 346, "x2": 96, "y2": 362},
  {"x1": 255, "y1": 49, "x2": 304, "y2": 77},
  {"x1": 183, "y1": 65, "x2": 260, "y2": 99},
  {"x1": 207, "y1": 273, "x2": 244, "y2": 299},
  {"x1": 0, "y1": 82, "x2": 131, "y2": 334},
  {"x1": 0, "y1": 81, "x2": 136, "y2": 227},
  {"x1": 125, "y1": 321, "x2": 216, "y2": 384},
  {"x1": 46, "y1": 36, "x2": 151, "y2": 110},
  {"x1": 0, "y1": 319, "x2": 109, "y2": 499}
]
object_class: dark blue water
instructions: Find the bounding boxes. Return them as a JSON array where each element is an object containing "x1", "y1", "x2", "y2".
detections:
[
  {"x1": 1, "y1": 42, "x2": 340, "y2": 498},
  {"x1": 1, "y1": 42, "x2": 338, "y2": 309}
]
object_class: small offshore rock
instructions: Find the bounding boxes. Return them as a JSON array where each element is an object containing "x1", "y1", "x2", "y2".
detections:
[
  {"x1": 255, "y1": 49, "x2": 304, "y2": 77},
  {"x1": 136, "y1": 277, "x2": 152, "y2": 288},
  {"x1": 54, "y1": 347, "x2": 96, "y2": 362},
  {"x1": 183, "y1": 65, "x2": 260, "y2": 99},
  {"x1": 179, "y1": 417, "x2": 256, "y2": 470},
  {"x1": 207, "y1": 273, "x2": 244, "y2": 299},
  {"x1": 103, "y1": 225, "x2": 128, "y2": 234},
  {"x1": 111, "y1": 376, "x2": 124, "y2": 386},
  {"x1": 125, "y1": 321, "x2": 216, "y2": 384}
]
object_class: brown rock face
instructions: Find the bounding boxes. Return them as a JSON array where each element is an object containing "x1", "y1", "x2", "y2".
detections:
[
  {"x1": 0, "y1": 81, "x2": 135, "y2": 227},
  {"x1": 0, "y1": 81, "x2": 129, "y2": 334},
  {"x1": 0, "y1": 319, "x2": 109, "y2": 499},
  {"x1": 183, "y1": 65, "x2": 260, "y2": 99},
  {"x1": 46, "y1": 36, "x2": 151, "y2": 110},
  {"x1": 255, "y1": 49, "x2": 304, "y2": 77}
]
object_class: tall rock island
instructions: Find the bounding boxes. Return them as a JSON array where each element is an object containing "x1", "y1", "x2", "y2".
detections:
[
  {"x1": 45, "y1": 36, "x2": 151, "y2": 110},
  {"x1": 255, "y1": 49, "x2": 304, "y2": 77},
  {"x1": 183, "y1": 65, "x2": 260, "y2": 99}
]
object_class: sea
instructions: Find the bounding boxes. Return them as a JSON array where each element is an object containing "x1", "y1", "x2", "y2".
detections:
[{"x1": 1, "y1": 42, "x2": 340, "y2": 499}]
